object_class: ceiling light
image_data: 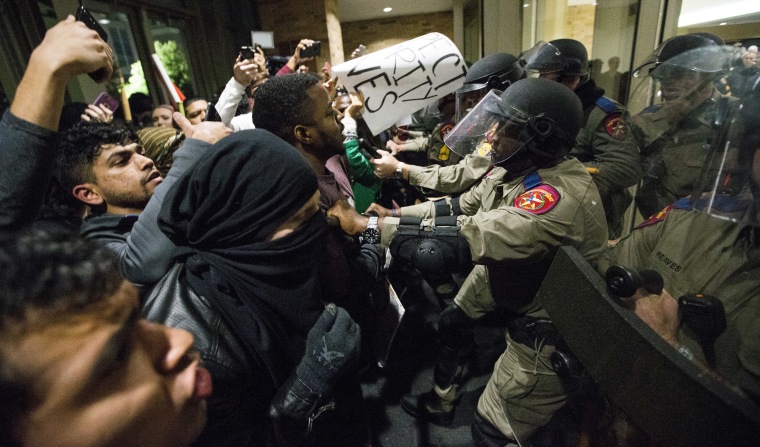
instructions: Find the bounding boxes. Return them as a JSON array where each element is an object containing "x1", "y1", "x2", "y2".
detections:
[
  {"x1": 523, "y1": 3, "x2": 529, "y2": 7},
  {"x1": 720, "y1": 22, "x2": 728, "y2": 25},
  {"x1": 383, "y1": 7, "x2": 392, "y2": 12},
  {"x1": 678, "y1": 0, "x2": 760, "y2": 27},
  {"x1": 98, "y1": 19, "x2": 110, "y2": 25}
]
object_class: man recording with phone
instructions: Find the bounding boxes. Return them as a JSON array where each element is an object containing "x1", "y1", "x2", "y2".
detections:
[
  {"x1": 276, "y1": 38, "x2": 321, "y2": 76},
  {"x1": 214, "y1": 46, "x2": 267, "y2": 131},
  {"x1": 0, "y1": 15, "x2": 112, "y2": 232}
]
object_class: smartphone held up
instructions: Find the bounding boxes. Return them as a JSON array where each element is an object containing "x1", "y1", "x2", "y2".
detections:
[
  {"x1": 76, "y1": 3, "x2": 111, "y2": 82},
  {"x1": 300, "y1": 41, "x2": 321, "y2": 58},
  {"x1": 92, "y1": 92, "x2": 119, "y2": 112}
]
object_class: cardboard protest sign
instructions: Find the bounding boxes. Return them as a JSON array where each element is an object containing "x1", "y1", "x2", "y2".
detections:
[{"x1": 332, "y1": 33, "x2": 467, "y2": 135}]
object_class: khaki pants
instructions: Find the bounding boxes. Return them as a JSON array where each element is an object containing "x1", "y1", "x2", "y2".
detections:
[
  {"x1": 454, "y1": 264, "x2": 495, "y2": 320},
  {"x1": 476, "y1": 334, "x2": 574, "y2": 444}
]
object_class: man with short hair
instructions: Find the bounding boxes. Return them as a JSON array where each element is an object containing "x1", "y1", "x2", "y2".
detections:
[
  {"x1": 0, "y1": 231, "x2": 210, "y2": 447},
  {"x1": 184, "y1": 97, "x2": 209, "y2": 124},
  {"x1": 56, "y1": 112, "x2": 230, "y2": 285},
  {"x1": 0, "y1": 18, "x2": 209, "y2": 444},
  {"x1": 0, "y1": 16, "x2": 112, "y2": 232},
  {"x1": 252, "y1": 71, "x2": 381, "y2": 312}
]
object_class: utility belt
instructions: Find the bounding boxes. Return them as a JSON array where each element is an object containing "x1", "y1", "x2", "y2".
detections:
[
  {"x1": 507, "y1": 316, "x2": 584, "y2": 378},
  {"x1": 506, "y1": 316, "x2": 562, "y2": 347}
]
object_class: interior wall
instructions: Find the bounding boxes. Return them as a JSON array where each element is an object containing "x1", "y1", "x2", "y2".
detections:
[
  {"x1": 257, "y1": 1, "x2": 454, "y2": 68},
  {"x1": 482, "y1": 0, "x2": 523, "y2": 56},
  {"x1": 339, "y1": 12, "x2": 454, "y2": 62},
  {"x1": 566, "y1": 5, "x2": 595, "y2": 54},
  {"x1": 256, "y1": 0, "x2": 330, "y2": 70}
]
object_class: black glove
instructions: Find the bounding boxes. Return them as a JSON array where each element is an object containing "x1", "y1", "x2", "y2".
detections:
[{"x1": 296, "y1": 303, "x2": 361, "y2": 395}]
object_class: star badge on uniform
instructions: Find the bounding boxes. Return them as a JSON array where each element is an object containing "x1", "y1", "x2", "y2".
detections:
[
  {"x1": 604, "y1": 112, "x2": 629, "y2": 140},
  {"x1": 439, "y1": 122, "x2": 455, "y2": 139},
  {"x1": 514, "y1": 185, "x2": 561, "y2": 215}
]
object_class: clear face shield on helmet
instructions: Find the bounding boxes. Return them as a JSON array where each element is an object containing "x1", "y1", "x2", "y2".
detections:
[
  {"x1": 455, "y1": 83, "x2": 491, "y2": 124},
  {"x1": 689, "y1": 97, "x2": 760, "y2": 223},
  {"x1": 628, "y1": 44, "x2": 732, "y2": 118},
  {"x1": 455, "y1": 71, "x2": 519, "y2": 122},
  {"x1": 444, "y1": 89, "x2": 542, "y2": 162},
  {"x1": 520, "y1": 41, "x2": 566, "y2": 78}
]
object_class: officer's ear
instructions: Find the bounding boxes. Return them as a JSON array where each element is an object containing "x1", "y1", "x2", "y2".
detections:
[{"x1": 294, "y1": 125, "x2": 313, "y2": 145}]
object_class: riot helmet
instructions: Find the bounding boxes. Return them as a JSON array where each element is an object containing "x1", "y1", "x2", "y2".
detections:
[
  {"x1": 628, "y1": 34, "x2": 733, "y2": 118},
  {"x1": 634, "y1": 34, "x2": 727, "y2": 82},
  {"x1": 410, "y1": 93, "x2": 455, "y2": 133},
  {"x1": 455, "y1": 53, "x2": 525, "y2": 122},
  {"x1": 445, "y1": 78, "x2": 583, "y2": 167},
  {"x1": 521, "y1": 38, "x2": 589, "y2": 80}
]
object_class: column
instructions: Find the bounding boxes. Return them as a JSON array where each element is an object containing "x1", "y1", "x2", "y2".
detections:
[{"x1": 324, "y1": 0, "x2": 345, "y2": 64}]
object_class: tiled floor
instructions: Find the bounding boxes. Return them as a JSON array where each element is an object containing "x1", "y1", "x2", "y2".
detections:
[{"x1": 360, "y1": 272, "x2": 508, "y2": 447}]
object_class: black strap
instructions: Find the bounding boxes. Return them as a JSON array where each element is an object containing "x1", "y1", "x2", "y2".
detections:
[
  {"x1": 434, "y1": 215, "x2": 458, "y2": 227},
  {"x1": 451, "y1": 197, "x2": 462, "y2": 215},
  {"x1": 399, "y1": 216, "x2": 422, "y2": 226},
  {"x1": 434, "y1": 198, "x2": 452, "y2": 217}
]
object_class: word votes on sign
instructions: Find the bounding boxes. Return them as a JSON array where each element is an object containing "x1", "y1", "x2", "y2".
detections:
[{"x1": 332, "y1": 33, "x2": 467, "y2": 135}]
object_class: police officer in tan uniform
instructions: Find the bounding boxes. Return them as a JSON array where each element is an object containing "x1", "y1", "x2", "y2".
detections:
[
  {"x1": 630, "y1": 33, "x2": 736, "y2": 219},
  {"x1": 373, "y1": 53, "x2": 526, "y2": 196},
  {"x1": 327, "y1": 79, "x2": 608, "y2": 442},
  {"x1": 600, "y1": 78, "x2": 760, "y2": 404},
  {"x1": 521, "y1": 39, "x2": 641, "y2": 239}
]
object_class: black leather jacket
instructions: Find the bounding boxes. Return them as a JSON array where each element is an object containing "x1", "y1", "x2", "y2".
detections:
[{"x1": 143, "y1": 263, "x2": 328, "y2": 447}]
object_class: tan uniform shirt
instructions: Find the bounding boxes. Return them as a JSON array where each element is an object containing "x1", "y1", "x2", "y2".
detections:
[
  {"x1": 407, "y1": 154, "x2": 492, "y2": 195},
  {"x1": 600, "y1": 203, "x2": 760, "y2": 397},
  {"x1": 382, "y1": 157, "x2": 608, "y2": 314},
  {"x1": 573, "y1": 97, "x2": 641, "y2": 236}
]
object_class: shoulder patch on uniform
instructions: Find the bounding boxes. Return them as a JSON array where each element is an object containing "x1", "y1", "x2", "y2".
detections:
[
  {"x1": 603, "y1": 112, "x2": 629, "y2": 140},
  {"x1": 514, "y1": 185, "x2": 561, "y2": 215},
  {"x1": 635, "y1": 199, "x2": 691, "y2": 229},
  {"x1": 439, "y1": 122, "x2": 455, "y2": 139}
]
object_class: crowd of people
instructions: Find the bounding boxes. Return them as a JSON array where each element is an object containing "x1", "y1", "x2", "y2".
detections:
[{"x1": 1, "y1": 13, "x2": 759, "y2": 447}]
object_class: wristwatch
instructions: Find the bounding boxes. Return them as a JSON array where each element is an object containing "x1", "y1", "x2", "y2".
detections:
[
  {"x1": 362, "y1": 216, "x2": 380, "y2": 244},
  {"x1": 393, "y1": 162, "x2": 406, "y2": 180}
]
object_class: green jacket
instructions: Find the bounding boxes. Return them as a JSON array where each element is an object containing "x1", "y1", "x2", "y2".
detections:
[{"x1": 344, "y1": 138, "x2": 382, "y2": 213}]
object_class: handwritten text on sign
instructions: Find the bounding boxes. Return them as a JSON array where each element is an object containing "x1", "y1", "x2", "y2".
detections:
[{"x1": 332, "y1": 33, "x2": 467, "y2": 135}]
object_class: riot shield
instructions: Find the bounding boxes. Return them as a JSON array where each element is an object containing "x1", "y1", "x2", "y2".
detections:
[
  {"x1": 539, "y1": 246, "x2": 760, "y2": 446},
  {"x1": 539, "y1": 88, "x2": 760, "y2": 445}
]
